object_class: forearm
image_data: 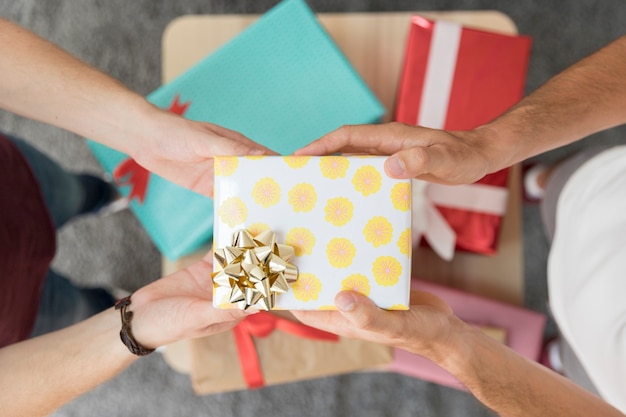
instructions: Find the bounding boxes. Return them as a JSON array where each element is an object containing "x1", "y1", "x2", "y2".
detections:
[
  {"x1": 0, "y1": 308, "x2": 137, "y2": 417},
  {"x1": 480, "y1": 34, "x2": 626, "y2": 171},
  {"x1": 0, "y1": 18, "x2": 155, "y2": 155},
  {"x1": 430, "y1": 319, "x2": 624, "y2": 417}
]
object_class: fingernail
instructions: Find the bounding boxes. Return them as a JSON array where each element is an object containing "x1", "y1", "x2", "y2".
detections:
[
  {"x1": 335, "y1": 293, "x2": 356, "y2": 312},
  {"x1": 249, "y1": 149, "x2": 265, "y2": 156},
  {"x1": 387, "y1": 157, "x2": 405, "y2": 176}
]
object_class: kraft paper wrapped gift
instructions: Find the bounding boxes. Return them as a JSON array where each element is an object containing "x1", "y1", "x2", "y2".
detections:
[
  {"x1": 395, "y1": 16, "x2": 532, "y2": 257},
  {"x1": 387, "y1": 279, "x2": 546, "y2": 390},
  {"x1": 86, "y1": 0, "x2": 384, "y2": 260},
  {"x1": 179, "y1": 311, "x2": 393, "y2": 394},
  {"x1": 212, "y1": 155, "x2": 412, "y2": 311}
]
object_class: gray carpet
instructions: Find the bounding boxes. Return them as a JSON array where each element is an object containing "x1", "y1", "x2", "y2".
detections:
[{"x1": 2, "y1": 0, "x2": 625, "y2": 416}]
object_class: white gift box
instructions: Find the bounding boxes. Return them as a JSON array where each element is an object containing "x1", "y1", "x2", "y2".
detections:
[{"x1": 212, "y1": 156, "x2": 411, "y2": 310}]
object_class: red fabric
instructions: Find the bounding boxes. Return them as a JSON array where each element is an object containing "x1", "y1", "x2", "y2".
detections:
[
  {"x1": 395, "y1": 17, "x2": 532, "y2": 254},
  {"x1": 0, "y1": 134, "x2": 56, "y2": 347},
  {"x1": 232, "y1": 311, "x2": 339, "y2": 389},
  {"x1": 437, "y1": 170, "x2": 509, "y2": 254},
  {"x1": 167, "y1": 94, "x2": 191, "y2": 115},
  {"x1": 113, "y1": 159, "x2": 149, "y2": 203}
]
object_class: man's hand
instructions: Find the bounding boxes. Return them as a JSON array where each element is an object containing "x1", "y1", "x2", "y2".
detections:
[
  {"x1": 129, "y1": 107, "x2": 274, "y2": 197},
  {"x1": 295, "y1": 122, "x2": 498, "y2": 185},
  {"x1": 291, "y1": 289, "x2": 462, "y2": 362},
  {"x1": 0, "y1": 18, "x2": 274, "y2": 199},
  {"x1": 128, "y1": 254, "x2": 250, "y2": 349}
]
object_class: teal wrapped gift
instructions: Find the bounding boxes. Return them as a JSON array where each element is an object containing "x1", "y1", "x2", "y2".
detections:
[{"x1": 87, "y1": 0, "x2": 385, "y2": 260}]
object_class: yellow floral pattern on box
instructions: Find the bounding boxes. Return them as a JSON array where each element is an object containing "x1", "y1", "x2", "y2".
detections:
[
  {"x1": 341, "y1": 273, "x2": 371, "y2": 296},
  {"x1": 324, "y1": 197, "x2": 354, "y2": 226},
  {"x1": 212, "y1": 155, "x2": 411, "y2": 310},
  {"x1": 391, "y1": 182, "x2": 411, "y2": 212},
  {"x1": 247, "y1": 222, "x2": 270, "y2": 237},
  {"x1": 252, "y1": 177, "x2": 281, "y2": 208},
  {"x1": 286, "y1": 227, "x2": 316, "y2": 256},
  {"x1": 217, "y1": 196, "x2": 247, "y2": 227},
  {"x1": 352, "y1": 165, "x2": 382, "y2": 196},
  {"x1": 284, "y1": 156, "x2": 311, "y2": 168},
  {"x1": 288, "y1": 183, "x2": 317, "y2": 212},
  {"x1": 397, "y1": 228, "x2": 412, "y2": 257},
  {"x1": 363, "y1": 216, "x2": 393, "y2": 247},
  {"x1": 326, "y1": 237, "x2": 356, "y2": 268},
  {"x1": 214, "y1": 156, "x2": 238, "y2": 177},
  {"x1": 320, "y1": 156, "x2": 349, "y2": 179},
  {"x1": 292, "y1": 272, "x2": 322, "y2": 301},
  {"x1": 372, "y1": 256, "x2": 402, "y2": 287}
]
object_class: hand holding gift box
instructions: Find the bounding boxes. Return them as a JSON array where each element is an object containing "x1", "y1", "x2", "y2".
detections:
[
  {"x1": 386, "y1": 279, "x2": 546, "y2": 390},
  {"x1": 394, "y1": 16, "x2": 532, "y2": 257},
  {"x1": 87, "y1": 0, "x2": 385, "y2": 260},
  {"x1": 212, "y1": 155, "x2": 412, "y2": 311},
  {"x1": 158, "y1": 8, "x2": 532, "y2": 393},
  {"x1": 289, "y1": 15, "x2": 530, "y2": 258}
]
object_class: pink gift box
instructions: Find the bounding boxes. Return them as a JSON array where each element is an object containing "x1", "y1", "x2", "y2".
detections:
[{"x1": 386, "y1": 279, "x2": 546, "y2": 390}]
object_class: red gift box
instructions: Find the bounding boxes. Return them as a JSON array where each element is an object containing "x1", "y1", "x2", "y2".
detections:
[{"x1": 395, "y1": 16, "x2": 532, "y2": 256}]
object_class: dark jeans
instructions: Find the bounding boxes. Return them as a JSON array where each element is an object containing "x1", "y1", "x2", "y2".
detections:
[{"x1": 8, "y1": 136, "x2": 115, "y2": 337}]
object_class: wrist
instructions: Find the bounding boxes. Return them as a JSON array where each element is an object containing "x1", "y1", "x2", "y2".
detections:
[
  {"x1": 471, "y1": 100, "x2": 568, "y2": 171},
  {"x1": 420, "y1": 315, "x2": 482, "y2": 373},
  {"x1": 114, "y1": 296, "x2": 157, "y2": 356},
  {"x1": 429, "y1": 316, "x2": 517, "y2": 395},
  {"x1": 76, "y1": 307, "x2": 140, "y2": 364},
  {"x1": 117, "y1": 285, "x2": 173, "y2": 352},
  {"x1": 104, "y1": 94, "x2": 161, "y2": 157},
  {"x1": 123, "y1": 102, "x2": 191, "y2": 165},
  {"x1": 464, "y1": 123, "x2": 519, "y2": 174}
]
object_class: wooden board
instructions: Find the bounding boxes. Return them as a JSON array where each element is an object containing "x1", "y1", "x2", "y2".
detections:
[{"x1": 161, "y1": 11, "x2": 524, "y2": 305}]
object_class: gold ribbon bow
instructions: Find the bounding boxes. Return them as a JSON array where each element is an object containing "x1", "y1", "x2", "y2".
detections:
[{"x1": 212, "y1": 229, "x2": 298, "y2": 310}]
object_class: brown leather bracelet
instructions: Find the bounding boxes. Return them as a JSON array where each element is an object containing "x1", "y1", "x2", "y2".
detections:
[{"x1": 114, "y1": 296, "x2": 155, "y2": 356}]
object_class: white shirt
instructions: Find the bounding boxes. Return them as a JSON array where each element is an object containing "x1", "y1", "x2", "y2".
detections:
[{"x1": 549, "y1": 145, "x2": 626, "y2": 412}]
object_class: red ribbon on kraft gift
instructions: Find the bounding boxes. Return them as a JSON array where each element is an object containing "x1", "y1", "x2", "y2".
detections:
[{"x1": 233, "y1": 311, "x2": 339, "y2": 389}]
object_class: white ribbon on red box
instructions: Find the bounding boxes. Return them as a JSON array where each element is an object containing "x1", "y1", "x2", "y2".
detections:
[
  {"x1": 412, "y1": 180, "x2": 509, "y2": 261},
  {"x1": 418, "y1": 19, "x2": 462, "y2": 130},
  {"x1": 410, "y1": 19, "x2": 508, "y2": 261}
]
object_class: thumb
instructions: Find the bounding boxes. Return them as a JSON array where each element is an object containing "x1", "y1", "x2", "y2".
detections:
[
  {"x1": 385, "y1": 147, "x2": 433, "y2": 179},
  {"x1": 334, "y1": 291, "x2": 388, "y2": 332}
]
